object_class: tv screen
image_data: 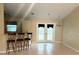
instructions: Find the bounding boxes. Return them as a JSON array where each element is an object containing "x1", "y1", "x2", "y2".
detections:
[{"x1": 7, "y1": 25, "x2": 17, "y2": 32}]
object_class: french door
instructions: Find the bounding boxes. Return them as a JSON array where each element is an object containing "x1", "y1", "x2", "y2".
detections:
[{"x1": 37, "y1": 23, "x2": 55, "y2": 42}]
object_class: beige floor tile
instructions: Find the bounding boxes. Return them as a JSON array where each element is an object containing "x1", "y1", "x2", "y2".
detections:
[{"x1": 0, "y1": 43, "x2": 79, "y2": 55}]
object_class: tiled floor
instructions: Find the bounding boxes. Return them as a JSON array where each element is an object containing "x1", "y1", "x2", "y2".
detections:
[{"x1": 1, "y1": 43, "x2": 79, "y2": 55}]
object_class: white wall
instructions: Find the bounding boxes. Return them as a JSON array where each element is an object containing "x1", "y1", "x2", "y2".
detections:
[
  {"x1": 0, "y1": 4, "x2": 6, "y2": 53},
  {"x1": 22, "y1": 17, "x2": 63, "y2": 43},
  {"x1": 63, "y1": 6, "x2": 79, "y2": 52}
]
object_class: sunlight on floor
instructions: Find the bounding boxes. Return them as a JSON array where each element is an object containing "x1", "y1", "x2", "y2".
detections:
[
  {"x1": 37, "y1": 43, "x2": 54, "y2": 54},
  {"x1": 0, "y1": 43, "x2": 79, "y2": 55}
]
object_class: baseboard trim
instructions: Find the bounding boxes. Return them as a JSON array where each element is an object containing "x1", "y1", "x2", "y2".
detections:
[
  {"x1": 53, "y1": 41, "x2": 61, "y2": 43},
  {"x1": 36, "y1": 41, "x2": 61, "y2": 43},
  {"x1": 63, "y1": 43, "x2": 79, "y2": 53}
]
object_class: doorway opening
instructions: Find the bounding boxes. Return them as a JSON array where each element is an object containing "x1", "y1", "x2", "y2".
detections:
[{"x1": 37, "y1": 23, "x2": 55, "y2": 43}]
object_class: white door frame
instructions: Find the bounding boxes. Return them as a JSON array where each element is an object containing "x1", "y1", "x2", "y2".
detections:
[{"x1": 36, "y1": 22, "x2": 56, "y2": 43}]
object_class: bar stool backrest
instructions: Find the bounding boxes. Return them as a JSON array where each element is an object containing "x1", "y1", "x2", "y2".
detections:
[
  {"x1": 17, "y1": 33, "x2": 25, "y2": 39},
  {"x1": 8, "y1": 33, "x2": 16, "y2": 40}
]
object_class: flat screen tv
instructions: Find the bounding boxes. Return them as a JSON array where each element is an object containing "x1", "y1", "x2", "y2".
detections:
[
  {"x1": 7, "y1": 25, "x2": 17, "y2": 32},
  {"x1": 5, "y1": 22, "x2": 17, "y2": 33}
]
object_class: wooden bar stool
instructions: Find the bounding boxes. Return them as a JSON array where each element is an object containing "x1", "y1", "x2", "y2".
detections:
[
  {"x1": 16, "y1": 33, "x2": 25, "y2": 51},
  {"x1": 6, "y1": 33, "x2": 16, "y2": 54},
  {"x1": 27, "y1": 33, "x2": 32, "y2": 46},
  {"x1": 24, "y1": 38, "x2": 30, "y2": 49}
]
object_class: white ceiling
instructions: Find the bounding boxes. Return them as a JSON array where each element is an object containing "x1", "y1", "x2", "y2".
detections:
[{"x1": 4, "y1": 3, "x2": 79, "y2": 20}]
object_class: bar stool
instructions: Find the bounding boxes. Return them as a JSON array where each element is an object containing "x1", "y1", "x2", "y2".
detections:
[
  {"x1": 27, "y1": 33, "x2": 32, "y2": 46},
  {"x1": 24, "y1": 38, "x2": 30, "y2": 48},
  {"x1": 6, "y1": 33, "x2": 16, "y2": 54},
  {"x1": 16, "y1": 33, "x2": 25, "y2": 51},
  {"x1": 24, "y1": 33, "x2": 32, "y2": 49}
]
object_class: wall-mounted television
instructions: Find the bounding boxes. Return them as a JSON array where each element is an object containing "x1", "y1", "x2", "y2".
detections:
[
  {"x1": 6, "y1": 22, "x2": 17, "y2": 33},
  {"x1": 7, "y1": 25, "x2": 16, "y2": 32}
]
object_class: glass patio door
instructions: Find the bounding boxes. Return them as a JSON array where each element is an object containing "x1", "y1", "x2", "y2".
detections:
[
  {"x1": 37, "y1": 24, "x2": 45, "y2": 42},
  {"x1": 37, "y1": 24, "x2": 54, "y2": 42},
  {"x1": 47, "y1": 24, "x2": 54, "y2": 42}
]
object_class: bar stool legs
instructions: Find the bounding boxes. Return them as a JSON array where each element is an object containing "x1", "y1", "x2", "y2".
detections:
[
  {"x1": 16, "y1": 40, "x2": 24, "y2": 51},
  {"x1": 6, "y1": 40, "x2": 16, "y2": 54},
  {"x1": 24, "y1": 38, "x2": 31, "y2": 49}
]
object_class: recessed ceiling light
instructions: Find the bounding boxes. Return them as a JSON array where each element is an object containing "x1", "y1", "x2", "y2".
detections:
[
  {"x1": 48, "y1": 13, "x2": 50, "y2": 15},
  {"x1": 31, "y1": 12, "x2": 35, "y2": 15}
]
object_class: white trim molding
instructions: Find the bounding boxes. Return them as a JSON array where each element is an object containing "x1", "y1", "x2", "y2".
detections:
[
  {"x1": 63, "y1": 43, "x2": 79, "y2": 53},
  {"x1": 53, "y1": 41, "x2": 61, "y2": 43}
]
